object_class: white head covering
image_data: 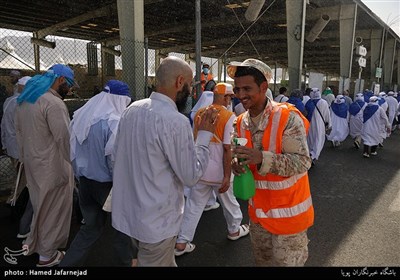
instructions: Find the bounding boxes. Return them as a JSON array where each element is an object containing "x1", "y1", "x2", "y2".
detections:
[
  {"x1": 369, "y1": 96, "x2": 379, "y2": 104},
  {"x1": 379, "y1": 91, "x2": 386, "y2": 98},
  {"x1": 334, "y1": 94, "x2": 345, "y2": 104},
  {"x1": 190, "y1": 91, "x2": 214, "y2": 122},
  {"x1": 355, "y1": 93, "x2": 364, "y2": 101},
  {"x1": 310, "y1": 88, "x2": 321, "y2": 99},
  {"x1": 388, "y1": 91, "x2": 394, "y2": 96},
  {"x1": 70, "y1": 81, "x2": 131, "y2": 162},
  {"x1": 17, "y1": 76, "x2": 31, "y2": 86}
]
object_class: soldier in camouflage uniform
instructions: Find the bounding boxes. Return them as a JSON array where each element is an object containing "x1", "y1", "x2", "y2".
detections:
[{"x1": 229, "y1": 59, "x2": 314, "y2": 266}]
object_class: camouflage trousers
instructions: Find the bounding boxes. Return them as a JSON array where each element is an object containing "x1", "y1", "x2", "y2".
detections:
[{"x1": 250, "y1": 222, "x2": 309, "y2": 266}]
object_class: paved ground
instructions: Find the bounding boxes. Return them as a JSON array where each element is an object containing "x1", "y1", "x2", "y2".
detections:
[{"x1": 1, "y1": 131, "x2": 399, "y2": 268}]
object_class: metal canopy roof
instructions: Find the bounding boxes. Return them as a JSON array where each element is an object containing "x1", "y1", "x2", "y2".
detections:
[{"x1": 0, "y1": 0, "x2": 399, "y2": 79}]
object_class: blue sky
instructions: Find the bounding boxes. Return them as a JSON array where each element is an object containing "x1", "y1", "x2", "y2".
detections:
[{"x1": 361, "y1": 0, "x2": 400, "y2": 36}]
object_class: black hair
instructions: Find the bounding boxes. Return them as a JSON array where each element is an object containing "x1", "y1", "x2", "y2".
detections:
[
  {"x1": 234, "y1": 67, "x2": 266, "y2": 87},
  {"x1": 290, "y1": 89, "x2": 303, "y2": 98},
  {"x1": 279, "y1": 87, "x2": 287, "y2": 95}
]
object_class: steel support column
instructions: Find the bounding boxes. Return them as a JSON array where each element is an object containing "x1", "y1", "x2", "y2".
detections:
[
  {"x1": 117, "y1": 0, "x2": 145, "y2": 101},
  {"x1": 286, "y1": 0, "x2": 307, "y2": 91},
  {"x1": 383, "y1": 38, "x2": 396, "y2": 90},
  {"x1": 339, "y1": 4, "x2": 357, "y2": 93},
  {"x1": 370, "y1": 29, "x2": 383, "y2": 86}
]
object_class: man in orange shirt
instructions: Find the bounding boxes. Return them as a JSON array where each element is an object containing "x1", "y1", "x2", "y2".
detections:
[{"x1": 200, "y1": 63, "x2": 213, "y2": 92}]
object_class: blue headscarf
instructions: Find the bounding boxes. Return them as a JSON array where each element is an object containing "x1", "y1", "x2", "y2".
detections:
[
  {"x1": 349, "y1": 100, "x2": 366, "y2": 116},
  {"x1": 305, "y1": 99, "x2": 320, "y2": 122},
  {"x1": 331, "y1": 96, "x2": 348, "y2": 118},
  {"x1": 363, "y1": 97, "x2": 379, "y2": 123},
  {"x1": 103, "y1": 80, "x2": 131, "y2": 97},
  {"x1": 287, "y1": 96, "x2": 305, "y2": 114},
  {"x1": 378, "y1": 97, "x2": 386, "y2": 106},
  {"x1": 331, "y1": 102, "x2": 348, "y2": 118},
  {"x1": 363, "y1": 90, "x2": 374, "y2": 103},
  {"x1": 17, "y1": 64, "x2": 75, "y2": 104},
  {"x1": 17, "y1": 72, "x2": 57, "y2": 104}
]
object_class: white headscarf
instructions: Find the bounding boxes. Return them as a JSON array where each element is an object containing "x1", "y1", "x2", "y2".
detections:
[
  {"x1": 369, "y1": 96, "x2": 379, "y2": 104},
  {"x1": 190, "y1": 91, "x2": 214, "y2": 122},
  {"x1": 17, "y1": 76, "x2": 31, "y2": 86},
  {"x1": 334, "y1": 94, "x2": 345, "y2": 104},
  {"x1": 310, "y1": 88, "x2": 321, "y2": 99},
  {"x1": 70, "y1": 89, "x2": 131, "y2": 162},
  {"x1": 355, "y1": 93, "x2": 364, "y2": 101}
]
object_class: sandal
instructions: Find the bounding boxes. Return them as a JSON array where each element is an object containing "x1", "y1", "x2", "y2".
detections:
[
  {"x1": 36, "y1": 250, "x2": 64, "y2": 267},
  {"x1": 227, "y1": 224, "x2": 249, "y2": 241},
  {"x1": 174, "y1": 242, "x2": 196, "y2": 257}
]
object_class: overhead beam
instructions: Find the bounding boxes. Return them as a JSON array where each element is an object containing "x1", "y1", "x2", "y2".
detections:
[
  {"x1": 37, "y1": 4, "x2": 114, "y2": 38},
  {"x1": 30, "y1": 37, "x2": 56, "y2": 48},
  {"x1": 157, "y1": 28, "x2": 378, "y2": 55},
  {"x1": 160, "y1": 34, "x2": 286, "y2": 53},
  {"x1": 96, "y1": 36, "x2": 121, "y2": 45},
  {"x1": 102, "y1": 46, "x2": 121, "y2": 57},
  {"x1": 144, "y1": 5, "x2": 341, "y2": 39}
]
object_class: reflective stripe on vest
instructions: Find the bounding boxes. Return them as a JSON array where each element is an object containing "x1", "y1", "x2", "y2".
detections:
[
  {"x1": 255, "y1": 171, "x2": 307, "y2": 190},
  {"x1": 268, "y1": 107, "x2": 281, "y2": 153},
  {"x1": 254, "y1": 196, "x2": 312, "y2": 219},
  {"x1": 236, "y1": 103, "x2": 313, "y2": 234}
]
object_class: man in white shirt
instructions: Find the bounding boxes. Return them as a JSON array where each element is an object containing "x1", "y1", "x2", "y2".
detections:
[
  {"x1": 111, "y1": 56, "x2": 218, "y2": 267},
  {"x1": 1, "y1": 76, "x2": 30, "y2": 163},
  {"x1": 274, "y1": 86, "x2": 289, "y2": 103}
]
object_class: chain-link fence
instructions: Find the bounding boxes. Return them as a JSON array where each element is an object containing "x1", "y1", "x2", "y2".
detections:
[
  {"x1": 0, "y1": 27, "x2": 230, "y2": 187},
  {"x1": 0, "y1": 29, "x2": 152, "y2": 99},
  {"x1": 0, "y1": 155, "x2": 16, "y2": 192}
]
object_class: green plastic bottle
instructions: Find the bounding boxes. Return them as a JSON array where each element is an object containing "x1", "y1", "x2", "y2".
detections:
[{"x1": 232, "y1": 138, "x2": 256, "y2": 200}]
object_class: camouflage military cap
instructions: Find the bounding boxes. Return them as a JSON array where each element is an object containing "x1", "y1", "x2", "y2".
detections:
[{"x1": 227, "y1": 58, "x2": 273, "y2": 82}]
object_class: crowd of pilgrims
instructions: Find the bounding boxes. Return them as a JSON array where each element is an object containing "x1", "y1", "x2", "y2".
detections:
[
  {"x1": 268, "y1": 87, "x2": 399, "y2": 162},
  {"x1": 195, "y1": 83, "x2": 399, "y2": 165}
]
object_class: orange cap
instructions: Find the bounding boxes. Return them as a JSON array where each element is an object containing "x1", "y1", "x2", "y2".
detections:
[{"x1": 214, "y1": 83, "x2": 234, "y2": 95}]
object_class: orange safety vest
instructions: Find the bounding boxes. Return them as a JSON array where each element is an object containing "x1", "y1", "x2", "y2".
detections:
[
  {"x1": 194, "y1": 104, "x2": 233, "y2": 184},
  {"x1": 236, "y1": 102, "x2": 313, "y2": 235},
  {"x1": 194, "y1": 104, "x2": 233, "y2": 143},
  {"x1": 200, "y1": 72, "x2": 213, "y2": 91}
]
